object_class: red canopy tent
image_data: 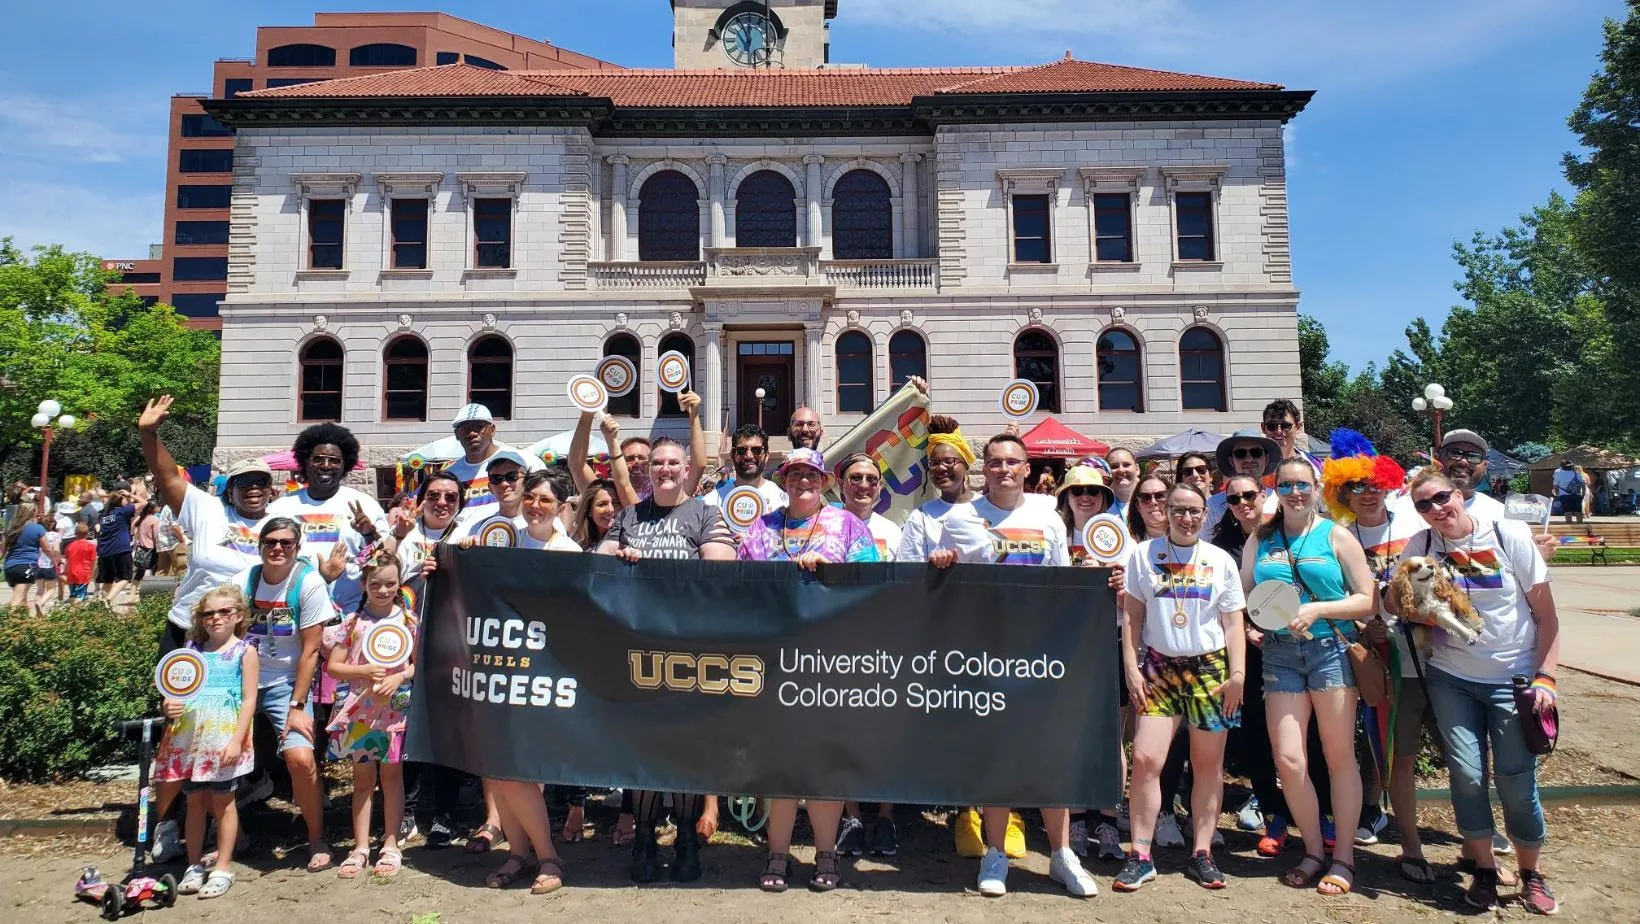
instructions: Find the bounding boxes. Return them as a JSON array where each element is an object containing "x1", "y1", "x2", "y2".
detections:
[{"x1": 1020, "y1": 417, "x2": 1110, "y2": 459}]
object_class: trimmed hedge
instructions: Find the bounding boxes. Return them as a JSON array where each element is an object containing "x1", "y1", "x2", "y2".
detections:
[{"x1": 0, "y1": 596, "x2": 165, "y2": 780}]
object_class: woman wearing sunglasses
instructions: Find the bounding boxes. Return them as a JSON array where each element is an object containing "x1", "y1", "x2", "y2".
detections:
[
  {"x1": 1127, "y1": 474, "x2": 1172, "y2": 542},
  {"x1": 1240, "y1": 458, "x2": 1376, "y2": 896},
  {"x1": 1394, "y1": 471, "x2": 1561, "y2": 915},
  {"x1": 1174, "y1": 453, "x2": 1215, "y2": 497}
]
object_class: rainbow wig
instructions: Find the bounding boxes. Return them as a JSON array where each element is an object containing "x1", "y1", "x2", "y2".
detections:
[{"x1": 1321, "y1": 428, "x2": 1407, "y2": 521}]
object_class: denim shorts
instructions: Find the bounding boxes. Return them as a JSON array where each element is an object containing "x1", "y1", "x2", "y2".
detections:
[
  {"x1": 257, "y1": 677, "x2": 315, "y2": 755},
  {"x1": 1261, "y1": 632, "x2": 1355, "y2": 694},
  {"x1": 182, "y1": 776, "x2": 239, "y2": 794}
]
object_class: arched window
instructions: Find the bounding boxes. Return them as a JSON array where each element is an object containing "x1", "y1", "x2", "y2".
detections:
[
  {"x1": 735, "y1": 170, "x2": 796, "y2": 248},
  {"x1": 604, "y1": 334, "x2": 641, "y2": 417},
  {"x1": 349, "y1": 43, "x2": 417, "y2": 66},
  {"x1": 638, "y1": 171, "x2": 700, "y2": 261},
  {"x1": 267, "y1": 43, "x2": 335, "y2": 67},
  {"x1": 1097, "y1": 329, "x2": 1144, "y2": 412},
  {"x1": 657, "y1": 333, "x2": 695, "y2": 417},
  {"x1": 1013, "y1": 328, "x2": 1061, "y2": 413},
  {"x1": 468, "y1": 336, "x2": 513, "y2": 420},
  {"x1": 831, "y1": 170, "x2": 892, "y2": 259},
  {"x1": 888, "y1": 329, "x2": 926, "y2": 390},
  {"x1": 1180, "y1": 327, "x2": 1227, "y2": 411},
  {"x1": 383, "y1": 336, "x2": 428, "y2": 421},
  {"x1": 835, "y1": 331, "x2": 873, "y2": 413},
  {"x1": 299, "y1": 337, "x2": 344, "y2": 422}
]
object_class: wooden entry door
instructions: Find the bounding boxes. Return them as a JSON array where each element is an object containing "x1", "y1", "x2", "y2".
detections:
[{"x1": 737, "y1": 341, "x2": 795, "y2": 436}]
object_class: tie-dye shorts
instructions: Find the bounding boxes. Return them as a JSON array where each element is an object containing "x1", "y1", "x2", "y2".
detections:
[{"x1": 1140, "y1": 648, "x2": 1240, "y2": 732}]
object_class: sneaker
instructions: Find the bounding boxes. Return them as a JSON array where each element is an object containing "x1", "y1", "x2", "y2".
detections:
[
  {"x1": 869, "y1": 817, "x2": 899, "y2": 857},
  {"x1": 1493, "y1": 831, "x2": 1514, "y2": 855},
  {"x1": 1464, "y1": 866, "x2": 1501, "y2": 911},
  {"x1": 1048, "y1": 847, "x2": 1098, "y2": 897},
  {"x1": 1094, "y1": 822, "x2": 1124, "y2": 862},
  {"x1": 1257, "y1": 816, "x2": 1289, "y2": 857},
  {"x1": 1321, "y1": 816, "x2": 1337, "y2": 849},
  {"x1": 1236, "y1": 796, "x2": 1263, "y2": 832},
  {"x1": 426, "y1": 815, "x2": 453, "y2": 849},
  {"x1": 1520, "y1": 869, "x2": 1560, "y2": 916},
  {"x1": 236, "y1": 772, "x2": 274, "y2": 808},
  {"x1": 1154, "y1": 813, "x2": 1185, "y2": 849},
  {"x1": 1185, "y1": 850, "x2": 1227, "y2": 889},
  {"x1": 835, "y1": 815, "x2": 866, "y2": 857},
  {"x1": 1068, "y1": 820, "x2": 1089, "y2": 858},
  {"x1": 1355, "y1": 805, "x2": 1387, "y2": 846},
  {"x1": 150, "y1": 819, "x2": 182, "y2": 864},
  {"x1": 977, "y1": 846, "x2": 1009, "y2": 897},
  {"x1": 1112, "y1": 855, "x2": 1157, "y2": 892}
]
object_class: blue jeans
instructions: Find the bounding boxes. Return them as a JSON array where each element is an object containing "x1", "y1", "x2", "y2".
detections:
[
  {"x1": 1423, "y1": 667, "x2": 1546, "y2": 848},
  {"x1": 257, "y1": 677, "x2": 316, "y2": 755}
]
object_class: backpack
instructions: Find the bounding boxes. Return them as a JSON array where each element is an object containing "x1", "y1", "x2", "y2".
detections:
[{"x1": 243, "y1": 560, "x2": 319, "y2": 615}]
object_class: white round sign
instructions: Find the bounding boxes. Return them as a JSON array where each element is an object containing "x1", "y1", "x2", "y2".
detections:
[
  {"x1": 999, "y1": 379, "x2": 1039, "y2": 420},
  {"x1": 567, "y1": 374, "x2": 609, "y2": 413},
  {"x1": 363, "y1": 622, "x2": 413, "y2": 668},
  {"x1": 657, "y1": 350, "x2": 692, "y2": 393},
  {"x1": 596, "y1": 355, "x2": 637, "y2": 397},
  {"x1": 723, "y1": 486, "x2": 765, "y2": 533},
  {"x1": 478, "y1": 519, "x2": 518, "y2": 548},
  {"x1": 1080, "y1": 513, "x2": 1129, "y2": 564},
  {"x1": 155, "y1": 649, "x2": 209, "y2": 704}
]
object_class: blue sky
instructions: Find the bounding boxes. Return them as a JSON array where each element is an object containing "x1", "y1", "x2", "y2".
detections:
[{"x1": 0, "y1": 0, "x2": 1622, "y2": 371}]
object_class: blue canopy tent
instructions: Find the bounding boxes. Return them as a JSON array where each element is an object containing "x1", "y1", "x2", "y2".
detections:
[{"x1": 1135, "y1": 428, "x2": 1227, "y2": 460}]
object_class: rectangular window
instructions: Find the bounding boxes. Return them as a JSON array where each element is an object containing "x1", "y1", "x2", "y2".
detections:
[
  {"x1": 179, "y1": 114, "x2": 234, "y2": 137},
  {"x1": 174, "y1": 221, "x2": 230, "y2": 246},
  {"x1": 473, "y1": 198, "x2": 512, "y2": 268},
  {"x1": 178, "y1": 149, "x2": 233, "y2": 173},
  {"x1": 436, "y1": 51, "x2": 460, "y2": 65},
  {"x1": 308, "y1": 199, "x2": 345, "y2": 269},
  {"x1": 177, "y1": 184, "x2": 232, "y2": 209},
  {"x1": 1012, "y1": 194, "x2": 1051, "y2": 264},
  {"x1": 390, "y1": 198, "x2": 429, "y2": 269},
  {"x1": 264, "y1": 77, "x2": 321, "y2": 89},
  {"x1": 222, "y1": 78, "x2": 253, "y2": 98},
  {"x1": 1093, "y1": 193, "x2": 1133, "y2": 262},
  {"x1": 172, "y1": 257, "x2": 228, "y2": 281},
  {"x1": 170, "y1": 293, "x2": 224, "y2": 318},
  {"x1": 1176, "y1": 192, "x2": 1215, "y2": 261},
  {"x1": 118, "y1": 272, "x2": 161, "y2": 284}
]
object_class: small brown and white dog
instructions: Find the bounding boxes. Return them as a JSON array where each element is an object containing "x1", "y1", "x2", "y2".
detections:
[{"x1": 1390, "y1": 556, "x2": 1485, "y2": 659}]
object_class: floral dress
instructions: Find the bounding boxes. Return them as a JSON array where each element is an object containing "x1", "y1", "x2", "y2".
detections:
[
  {"x1": 325, "y1": 605, "x2": 416, "y2": 763},
  {"x1": 152, "y1": 639, "x2": 255, "y2": 784}
]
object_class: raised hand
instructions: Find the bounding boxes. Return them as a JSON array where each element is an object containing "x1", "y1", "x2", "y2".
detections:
[
  {"x1": 679, "y1": 390, "x2": 702, "y2": 419},
  {"x1": 139, "y1": 396, "x2": 175, "y2": 431},
  {"x1": 320, "y1": 540, "x2": 348, "y2": 582},
  {"x1": 349, "y1": 500, "x2": 377, "y2": 538}
]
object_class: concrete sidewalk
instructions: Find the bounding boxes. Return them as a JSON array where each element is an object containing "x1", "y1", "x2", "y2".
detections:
[{"x1": 1551, "y1": 567, "x2": 1640, "y2": 683}]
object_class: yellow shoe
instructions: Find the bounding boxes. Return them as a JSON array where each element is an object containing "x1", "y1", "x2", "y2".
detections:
[
  {"x1": 1004, "y1": 811, "x2": 1028, "y2": 859},
  {"x1": 954, "y1": 807, "x2": 984, "y2": 858}
]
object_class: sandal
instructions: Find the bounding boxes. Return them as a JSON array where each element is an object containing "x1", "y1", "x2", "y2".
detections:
[
  {"x1": 466, "y1": 823, "x2": 503, "y2": 855},
  {"x1": 810, "y1": 850, "x2": 842, "y2": 892},
  {"x1": 1281, "y1": 854, "x2": 1327, "y2": 889},
  {"x1": 337, "y1": 849, "x2": 370, "y2": 880},
  {"x1": 487, "y1": 854, "x2": 531, "y2": 889},
  {"x1": 177, "y1": 864, "x2": 207, "y2": 896},
  {"x1": 1318, "y1": 860, "x2": 1355, "y2": 896},
  {"x1": 531, "y1": 858, "x2": 565, "y2": 895},
  {"x1": 372, "y1": 846, "x2": 403, "y2": 878},
  {"x1": 1397, "y1": 855, "x2": 1436, "y2": 884},
  {"x1": 306, "y1": 841, "x2": 336, "y2": 873},
  {"x1": 198, "y1": 870, "x2": 235, "y2": 899},
  {"x1": 612, "y1": 814, "x2": 635, "y2": 848},
  {"x1": 561, "y1": 806, "x2": 586, "y2": 843},
  {"x1": 759, "y1": 852, "x2": 793, "y2": 893}
]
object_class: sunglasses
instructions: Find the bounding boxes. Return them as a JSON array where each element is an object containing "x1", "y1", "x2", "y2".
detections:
[
  {"x1": 260, "y1": 537, "x2": 297, "y2": 550},
  {"x1": 490, "y1": 470, "x2": 523, "y2": 484},
  {"x1": 845, "y1": 473, "x2": 881, "y2": 487},
  {"x1": 1179, "y1": 464, "x2": 1210, "y2": 477},
  {"x1": 201, "y1": 606, "x2": 240, "y2": 620},
  {"x1": 1066, "y1": 485, "x2": 1106, "y2": 498},
  {"x1": 1137, "y1": 490, "x2": 1168, "y2": 503},
  {"x1": 1275, "y1": 481, "x2": 1314, "y2": 495},
  {"x1": 1168, "y1": 506, "x2": 1205, "y2": 519},
  {"x1": 234, "y1": 476, "x2": 273, "y2": 490},
  {"x1": 1345, "y1": 482, "x2": 1385, "y2": 496},
  {"x1": 1262, "y1": 420, "x2": 1296, "y2": 432},
  {"x1": 1226, "y1": 490, "x2": 1260, "y2": 505},
  {"x1": 1442, "y1": 448, "x2": 1485, "y2": 464},
  {"x1": 732, "y1": 446, "x2": 767, "y2": 457},
  {"x1": 1413, "y1": 489, "x2": 1456, "y2": 513},
  {"x1": 424, "y1": 490, "x2": 459, "y2": 503},
  {"x1": 1231, "y1": 447, "x2": 1265, "y2": 459}
]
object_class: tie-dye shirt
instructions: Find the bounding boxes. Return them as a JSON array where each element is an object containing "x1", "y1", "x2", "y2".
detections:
[
  {"x1": 737, "y1": 505, "x2": 879, "y2": 564},
  {"x1": 1127, "y1": 538, "x2": 1245, "y2": 657}
]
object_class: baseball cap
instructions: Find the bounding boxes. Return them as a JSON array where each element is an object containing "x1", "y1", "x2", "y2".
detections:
[
  {"x1": 1441, "y1": 429, "x2": 1489, "y2": 454},
  {"x1": 484, "y1": 449, "x2": 529, "y2": 471},
  {"x1": 225, "y1": 458, "x2": 275, "y2": 483},
  {"x1": 452, "y1": 403, "x2": 494, "y2": 428}
]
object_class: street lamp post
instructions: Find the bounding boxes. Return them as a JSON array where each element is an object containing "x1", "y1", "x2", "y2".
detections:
[
  {"x1": 30, "y1": 399, "x2": 77, "y2": 502},
  {"x1": 754, "y1": 387, "x2": 766, "y2": 431},
  {"x1": 1410, "y1": 383, "x2": 1454, "y2": 462}
]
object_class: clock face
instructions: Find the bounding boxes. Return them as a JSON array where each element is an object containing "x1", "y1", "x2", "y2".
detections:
[{"x1": 721, "y1": 11, "x2": 775, "y2": 67}]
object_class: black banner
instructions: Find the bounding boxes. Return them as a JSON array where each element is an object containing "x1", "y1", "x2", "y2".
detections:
[{"x1": 405, "y1": 548, "x2": 1122, "y2": 808}]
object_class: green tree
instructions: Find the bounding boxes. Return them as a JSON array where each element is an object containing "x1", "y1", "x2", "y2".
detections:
[
  {"x1": 0, "y1": 239, "x2": 220, "y2": 491},
  {"x1": 1298, "y1": 314, "x2": 1426, "y2": 464}
]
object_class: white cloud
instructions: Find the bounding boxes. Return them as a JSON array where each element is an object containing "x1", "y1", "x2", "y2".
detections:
[
  {"x1": 0, "y1": 180, "x2": 161, "y2": 260},
  {"x1": 0, "y1": 82, "x2": 168, "y2": 165}
]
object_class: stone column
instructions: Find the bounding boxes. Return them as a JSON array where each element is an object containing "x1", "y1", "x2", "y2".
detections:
[
  {"x1": 804, "y1": 324, "x2": 822, "y2": 414},
  {"x1": 899, "y1": 153, "x2": 922, "y2": 259},
  {"x1": 707, "y1": 154, "x2": 727, "y2": 248},
  {"x1": 607, "y1": 155, "x2": 630, "y2": 262},
  {"x1": 704, "y1": 323, "x2": 724, "y2": 439},
  {"x1": 804, "y1": 154, "x2": 824, "y2": 250}
]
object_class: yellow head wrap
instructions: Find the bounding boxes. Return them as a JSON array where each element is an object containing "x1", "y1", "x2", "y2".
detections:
[{"x1": 926, "y1": 431, "x2": 976, "y2": 466}]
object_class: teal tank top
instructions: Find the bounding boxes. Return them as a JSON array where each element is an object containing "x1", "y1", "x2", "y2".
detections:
[{"x1": 1252, "y1": 518, "x2": 1352, "y2": 639}]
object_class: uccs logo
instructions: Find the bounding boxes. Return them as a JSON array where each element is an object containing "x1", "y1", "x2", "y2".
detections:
[{"x1": 628, "y1": 650, "x2": 764, "y2": 696}]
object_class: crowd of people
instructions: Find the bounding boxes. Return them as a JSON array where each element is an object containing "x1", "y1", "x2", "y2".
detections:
[
  {"x1": 16, "y1": 387, "x2": 1562, "y2": 913},
  {"x1": 2, "y1": 478, "x2": 180, "y2": 609}
]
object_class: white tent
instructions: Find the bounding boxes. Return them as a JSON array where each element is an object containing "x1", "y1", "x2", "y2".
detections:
[
  {"x1": 524, "y1": 429, "x2": 611, "y2": 464},
  {"x1": 401, "y1": 435, "x2": 465, "y2": 463}
]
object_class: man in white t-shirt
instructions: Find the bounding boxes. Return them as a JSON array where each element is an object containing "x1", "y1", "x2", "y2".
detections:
[
  {"x1": 267, "y1": 423, "x2": 388, "y2": 615},
  {"x1": 1391, "y1": 430, "x2": 1558, "y2": 562},
  {"x1": 443, "y1": 403, "x2": 543, "y2": 527},
  {"x1": 702, "y1": 424, "x2": 787, "y2": 515}
]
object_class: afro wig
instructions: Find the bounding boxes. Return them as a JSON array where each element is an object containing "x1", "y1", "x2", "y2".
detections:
[{"x1": 1321, "y1": 428, "x2": 1406, "y2": 522}]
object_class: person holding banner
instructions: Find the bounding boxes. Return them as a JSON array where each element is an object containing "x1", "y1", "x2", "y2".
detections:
[
  {"x1": 897, "y1": 415, "x2": 978, "y2": 562},
  {"x1": 737, "y1": 448, "x2": 877, "y2": 893},
  {"x1": 1241, "y1": 458, "x2": 1376, "y2": 896},
  {"x1": 520, "y1": 472, "x2": 582, "y2": 551},
  {"x1": 570, "y1": 479, "x2": 621, "y2": 550},
  {"x1": 1118, "y1": 482, "x2": 1246, "y2": 891},
  {"x1": 837, "y1": 452, "x2": 901, "y2": 562}
]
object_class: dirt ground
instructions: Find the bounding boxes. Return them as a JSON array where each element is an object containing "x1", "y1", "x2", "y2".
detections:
[{"x1": 3, "y1": 670, "x2": 1637, "y2": 924}]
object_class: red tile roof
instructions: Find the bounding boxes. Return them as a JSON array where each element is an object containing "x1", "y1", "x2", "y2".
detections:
[{"x1": 242, "y1": 59, "x2": 1282, "y2": 107}]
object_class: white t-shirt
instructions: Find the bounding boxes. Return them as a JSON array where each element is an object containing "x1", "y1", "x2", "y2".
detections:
[
  {"x1": 942, "y1": 496, "x2": 1070, "y2": 567},
  {"x1": 395, "y1": 518, "x2": 460, "y2": 584},
  {"x1": 702, "y1": 479, "x2": 788, "y2": 516},
  {"x1": 1126, "y1": 538, "x2": 1245, "y2": 657},
  {"x1": 1348, "y1": 513, "x2": 1426, "y2": 678},
  {"x1": 897, "y1": 498, "x2": 975, "y2": 561},
  {"x1": 1391, "y1": 489, "x2": 1505, "y2": 524},
  {"x1": 523, "y1": 518, "x2": 583, "y2": 552},
  {"x1": 863, "y1": 512, "x2": 901, "y2": 562},
  {"x1": 37, "y1": 531, "x2": 61, "y2": 570},
  {"x1": 1395, "y1": 516, "x2": 1551, "y2": 684},
  {"x1": 169, "y1": 485, "x2": 270, "y2": 629},
  {"x1": 445, "y1": 443, "x2": 544, "y2": 528},
  {"x1": 232, "y1": 563, "x2": 335, "y2": 688},
  {"x1": 267, "y1": 486, "x2": 387, "y2": 615}
]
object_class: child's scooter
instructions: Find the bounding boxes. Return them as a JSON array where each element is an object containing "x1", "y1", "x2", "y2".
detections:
[{"x1": 74, "y1": 718, "x2": 177, "y2": 919}]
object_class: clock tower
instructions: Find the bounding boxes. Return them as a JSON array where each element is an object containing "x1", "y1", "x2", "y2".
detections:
[{"x1": 672, "y1": 0, "x2": 836, "y2": 69}]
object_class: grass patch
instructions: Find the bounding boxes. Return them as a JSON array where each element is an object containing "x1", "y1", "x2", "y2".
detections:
[{"x1": 1550, "y1": 546, "x2": 1640, "y2": 564}]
